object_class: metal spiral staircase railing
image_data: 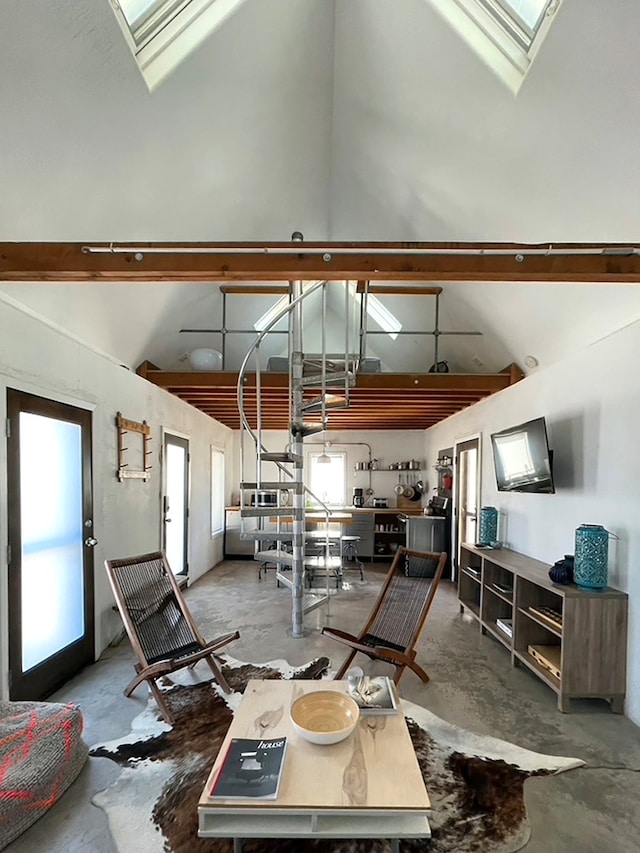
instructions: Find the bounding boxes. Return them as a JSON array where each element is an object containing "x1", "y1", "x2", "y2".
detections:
[{"x1": 236, "y1": 242, "x2": 357, "y2": 637}]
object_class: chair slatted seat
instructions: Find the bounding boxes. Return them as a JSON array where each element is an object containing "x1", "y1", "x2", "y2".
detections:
[
  {"x1": 105, "y1": 551, "x2": 240, "y2": 724},
  {"x1": 322, "y1": 547, "x2": 446, "y2": 685}
]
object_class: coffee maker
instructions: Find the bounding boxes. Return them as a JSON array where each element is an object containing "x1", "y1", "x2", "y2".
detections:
[{"x1": 353, "y1": 488, "x2": 364, "y2": 507}]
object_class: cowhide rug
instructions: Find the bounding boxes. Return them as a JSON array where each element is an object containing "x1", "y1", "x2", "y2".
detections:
[{"x1": 90, "y1": 656, "x2": 583, "y2": 853}]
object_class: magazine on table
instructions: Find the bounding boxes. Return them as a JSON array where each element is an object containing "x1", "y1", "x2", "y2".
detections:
[
  {"x1": 209, "y1": 737, "x2": 287, "y2": 800},
  {"x1": 347, "y1": 675, "x2": 398, "y2": 715}
]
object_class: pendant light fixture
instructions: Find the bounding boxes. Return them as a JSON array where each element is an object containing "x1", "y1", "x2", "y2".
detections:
[{"x1": 317, "y1": 442, "x2": 331, "y2": 464}]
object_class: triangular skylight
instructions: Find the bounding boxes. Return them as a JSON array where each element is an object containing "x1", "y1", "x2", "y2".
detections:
[
  {"x1": 425, "y1": 0, "x2": 562, "y2": 93},
  {"x1": 111, "y1": 0, "x2": 249, "y2": 91},
  {"x1": 254, "y1": 284, "x2": 402, "y2": 341}
]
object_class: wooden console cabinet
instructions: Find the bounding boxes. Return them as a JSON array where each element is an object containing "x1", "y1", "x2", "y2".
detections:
[{"x1": 458, "y1": 544, "x2": 628, "y2": 713}]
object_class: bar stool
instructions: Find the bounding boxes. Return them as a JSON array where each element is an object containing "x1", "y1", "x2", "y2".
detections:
[{"x1": 341, "y1": 535, "x2": 364, "y2": 580}]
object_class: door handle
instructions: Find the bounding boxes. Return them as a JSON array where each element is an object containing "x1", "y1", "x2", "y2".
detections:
[
  {"x1": 164, "y1": 518, "x2": 173, "y2": 523},
  {"x1": 84, "y1": 537, "x2": 98, "y2": 547}
]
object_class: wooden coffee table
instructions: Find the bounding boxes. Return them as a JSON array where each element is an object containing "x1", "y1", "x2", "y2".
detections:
[{"x1": 198, "y1": 679, "x2": 431, "y2": 852}]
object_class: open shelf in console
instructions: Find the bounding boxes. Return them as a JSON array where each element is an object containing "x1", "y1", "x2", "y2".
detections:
[
  {"x1": 458, "y1": 543, "x2": 628, "y2": 713},
  {"x1": 458, "y1": 546, "x2": 482, "y2": 620},
  {"x1": 481, "y1": 558, "x2": 514, "y2": 649}
]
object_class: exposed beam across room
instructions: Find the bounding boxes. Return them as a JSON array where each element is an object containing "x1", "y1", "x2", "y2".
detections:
[{"x1": 2, "y1": 242, "x2": 640, "y2": 282}]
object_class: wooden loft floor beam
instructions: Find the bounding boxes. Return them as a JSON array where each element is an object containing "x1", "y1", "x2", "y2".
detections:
[
  {"x1": 2, "y1": 242, "x2": 640, "y2": 283},
  {"x1": 141, "y1": 369, "x2": 515, "y2": 393}
]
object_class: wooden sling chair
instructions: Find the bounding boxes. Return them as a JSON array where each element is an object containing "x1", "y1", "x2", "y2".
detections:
[
  {"x1": 105, "y1": 551, "x2": 240, "y2": 724},
  {"x1": 322, "y1": 547, "x2": 446, "y2": 685}
]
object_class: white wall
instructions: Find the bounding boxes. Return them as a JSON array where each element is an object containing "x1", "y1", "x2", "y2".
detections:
[
  {"x1": 0, "y1": 296, "x2": 231, "y2": 699},
  {"x1": 331, "y1": 0, "x2": 640, "y2": 241},
  {"x1": 229, "y1": 429, "x2": 429, "y2": 508},
  {"x1": 0, "y1": 0, "x2": 334, "y2": 240},
  {"x1": 423, "y1": 318, "x2": 640, "y2": 724}
]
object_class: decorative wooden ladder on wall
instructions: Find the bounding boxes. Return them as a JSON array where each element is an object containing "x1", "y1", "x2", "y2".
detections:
[{"x1": 237, "y1": 240, "x2": 357, "y2": 637}]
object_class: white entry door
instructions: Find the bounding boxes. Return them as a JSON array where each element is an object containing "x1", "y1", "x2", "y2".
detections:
[
  {"x1": 7, "y1": 390, "x2": 95, "y2": 700},
  {"x1": 162, "y1": 433, "x2": 190, "y2": 576},
  {"x1": 453, "y1": 436, "x2": 480, "y2": 576}
]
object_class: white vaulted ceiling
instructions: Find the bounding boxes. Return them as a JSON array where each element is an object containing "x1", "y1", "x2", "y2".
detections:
[{"x1": 1, "y1": 0, "x2": 640, "y2": 375}]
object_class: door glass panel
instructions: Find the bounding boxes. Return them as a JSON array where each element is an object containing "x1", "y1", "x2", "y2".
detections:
[
  {"x1": 463, "y1": 448, "x2": 478, "y2": 544},
  {"x1": 165, "y1": 442, "x2": 187, "y2": 574},
  {"x1": 20, "y1": 413, "x2": 84, "y2": 671}
]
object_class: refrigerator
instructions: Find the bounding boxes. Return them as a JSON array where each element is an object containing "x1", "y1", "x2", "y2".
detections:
[
  {"x1": 402, "y1": 515, "x2": 446, "y2": 553},
  {"x1": 399, "y1": 515, "x2": 449, "y2": 576}
]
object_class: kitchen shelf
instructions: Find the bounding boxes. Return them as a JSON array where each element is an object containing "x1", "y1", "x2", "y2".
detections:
[
  {"x1": 354, "y1": 467, "x2": 422, "y2": 473},
  {"x1": 458, "y1": 543, "x2": 628, "y2": 713}
]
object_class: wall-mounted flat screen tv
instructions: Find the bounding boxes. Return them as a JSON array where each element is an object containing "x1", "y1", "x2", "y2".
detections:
[{"x1": 490, "y1": 417, "x2": 555, "y2": 494}]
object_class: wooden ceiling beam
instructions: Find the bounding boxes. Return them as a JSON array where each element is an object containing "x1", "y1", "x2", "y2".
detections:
[
  {"x1": 219, "y1": 285, "x2": 291, "y2": 294},
  {"x1": 3, "y1": 242, "x2": 640, "y2": 283},
  {"x1": 356, "y1": 284, "x2": 443, "y2": 295}
]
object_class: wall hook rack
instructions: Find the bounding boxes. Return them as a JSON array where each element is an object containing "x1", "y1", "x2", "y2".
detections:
[{"x1": 116, "y1": 412, "x2": 152, "y2": 481}]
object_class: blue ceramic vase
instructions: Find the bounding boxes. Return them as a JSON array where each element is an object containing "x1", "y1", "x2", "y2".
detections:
[
  {"x1": 478, "y1": 507, "x2": 498, "y2": 546},
  {"x1": 574, "y1": 524, "x2": 609, "y2": 590}
]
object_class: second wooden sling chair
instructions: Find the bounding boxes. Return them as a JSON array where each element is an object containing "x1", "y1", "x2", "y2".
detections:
[
  {"x1": 105, "y1": 551, "x2": 240, "y2": 724},
  {"x1": 322, "y1": 547, "x2": 447, "y2": 685}
]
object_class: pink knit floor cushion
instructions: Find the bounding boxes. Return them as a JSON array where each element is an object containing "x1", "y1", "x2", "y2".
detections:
[{"x1": 0, "y1": 701, "x2": 88, "y2": 850}]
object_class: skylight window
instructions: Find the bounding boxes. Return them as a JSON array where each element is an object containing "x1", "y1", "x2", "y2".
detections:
[
  {"x1": 366, "y1": 295, "x2": 402, "y2": 341},
  {"x1": 111, "y1": 0, "x2": 249, "y2": 91},
  {"x1": 425, "y1": 0, "x2": 562, "y2": 93},
  {"x1": 254, "y1": 295, "x2": 291, "y2": 333},
  {"x1": 253, "y1": 283, "x2": 402, "y2": 341}
]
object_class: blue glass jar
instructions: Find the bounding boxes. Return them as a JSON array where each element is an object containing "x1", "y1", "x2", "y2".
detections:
[
  {"x1": 478, "y1": 507, "x2": 498, "y2": 546},
  {"x1": 574, "y1": 524, "x2": 609, "y2": 590}
]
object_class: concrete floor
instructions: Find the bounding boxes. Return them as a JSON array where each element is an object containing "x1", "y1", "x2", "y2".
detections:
[{"x1": 7, "y1": 560, "x2": 640, "y2": 852}]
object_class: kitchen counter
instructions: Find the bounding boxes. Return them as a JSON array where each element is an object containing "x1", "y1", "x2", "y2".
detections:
[{"x1": 225, "y1": 505, "x2": 428, "y2": 560}]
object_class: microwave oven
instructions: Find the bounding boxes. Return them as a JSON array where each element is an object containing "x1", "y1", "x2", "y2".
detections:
[{"x1": 252, "y1": 491, "x2": 278, "y2": 507}]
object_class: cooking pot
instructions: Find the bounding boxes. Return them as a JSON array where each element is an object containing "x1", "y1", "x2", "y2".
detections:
[
  {"x1": 408, "y1": 459, "x2": 420, "y2": 470},
  {"x1": 397, "y1": 461, "x2": 408, "y2": 470}
]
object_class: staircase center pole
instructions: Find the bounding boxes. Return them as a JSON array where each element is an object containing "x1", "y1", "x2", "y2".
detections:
[{"x1": 290, "y1": 267, "x2": 305, "y2": 638}]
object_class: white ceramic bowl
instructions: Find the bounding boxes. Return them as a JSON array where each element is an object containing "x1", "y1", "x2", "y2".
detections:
[{"x1": 290, "y1": 691, "x2": 360, "y2": 745}]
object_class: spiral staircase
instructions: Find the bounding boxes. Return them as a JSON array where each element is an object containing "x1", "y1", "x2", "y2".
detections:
[{"x1": 236, "y1": 260, "x2": 358, "y2": 637}]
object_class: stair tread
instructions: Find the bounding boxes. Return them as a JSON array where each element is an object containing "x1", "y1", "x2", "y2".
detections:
[
  {"x1": 300, "y1": 372, "x2": 355, "y2": 387},
  {"x1": 260, "y1": 452, "x2": 303, "y2": 464},
  {"x1": 301, "y1": 394, "x2": 347, "y2": 413},
  {"x1": 254, "y1": 551, "x2": 343, "y2": 570},
  {"x1": 255, "y1": 549, "x2": 295, "y2": 564},
  {"x1": 290, "y1": 422, "x2": 326, "y2": 437}
]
